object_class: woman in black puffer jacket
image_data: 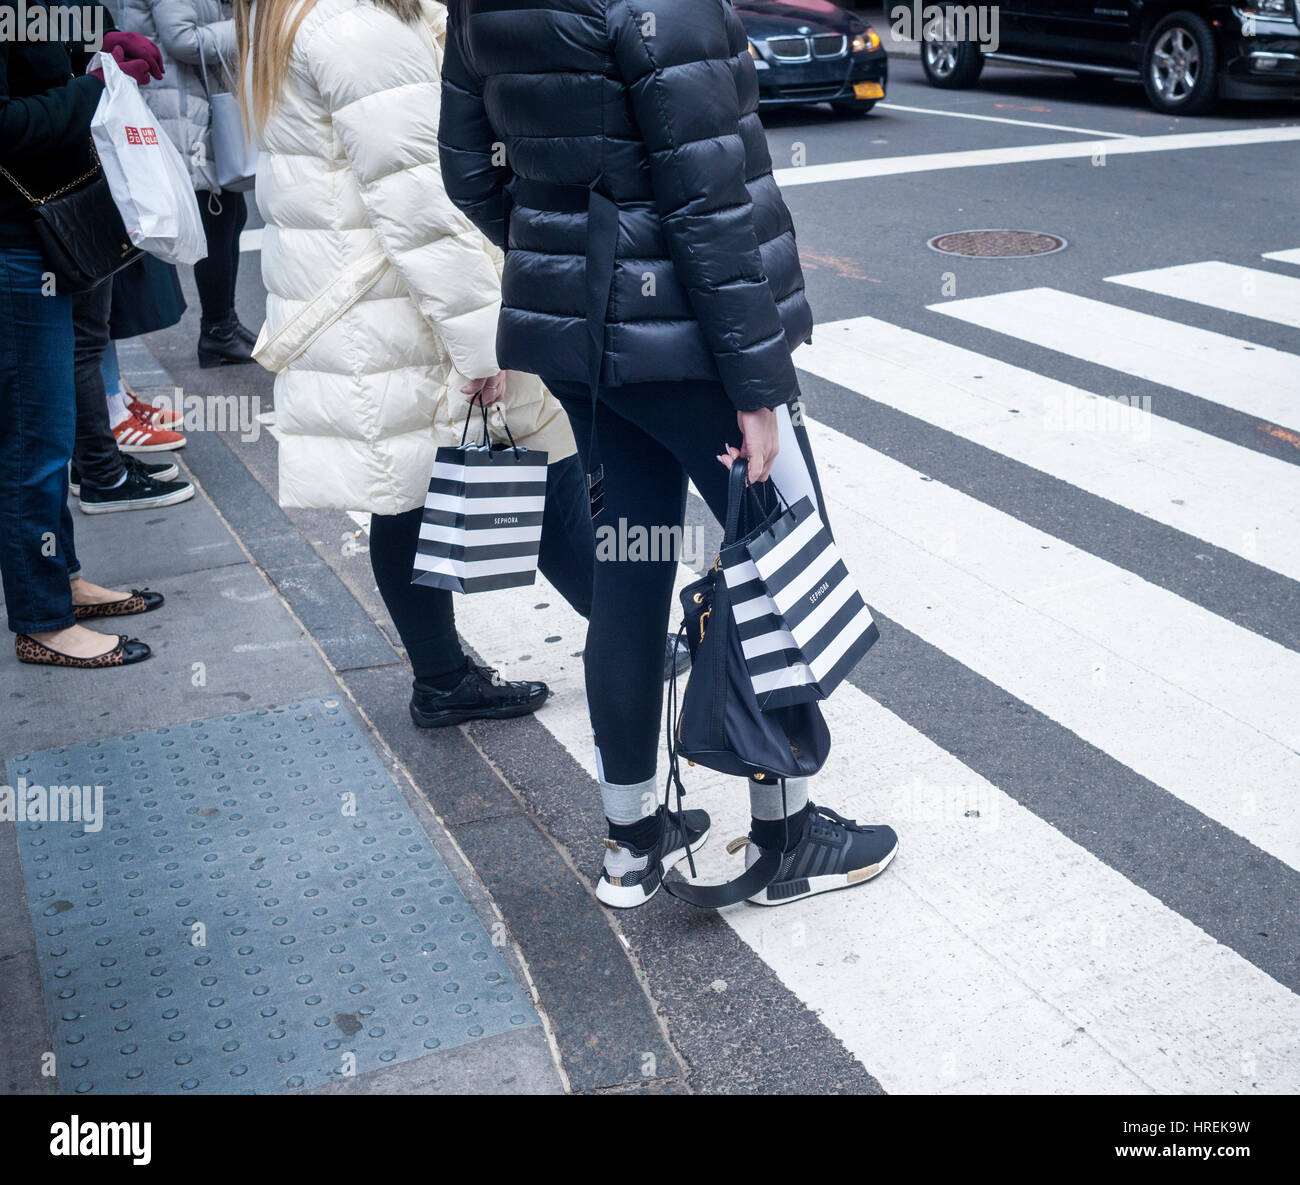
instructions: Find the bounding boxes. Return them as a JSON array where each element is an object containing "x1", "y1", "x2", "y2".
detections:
[{"x1": 439, "y1": 0, "x2": 897, "y2": 911}]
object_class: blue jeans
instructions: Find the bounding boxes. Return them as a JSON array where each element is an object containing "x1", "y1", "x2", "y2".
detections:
[
  {"x1": 0, "y1": 245, "x2": 80, "y2": 634},
  {"x1": 101, "y1": 339, "x2": 121, "y2": 396}
]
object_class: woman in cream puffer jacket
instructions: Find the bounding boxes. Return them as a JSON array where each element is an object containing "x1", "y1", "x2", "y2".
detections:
[{"x1": 243, "y1": 0, "x2": 595, "y2": 724}]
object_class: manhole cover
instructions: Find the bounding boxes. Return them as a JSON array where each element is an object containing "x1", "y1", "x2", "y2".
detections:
[{"x1": 927, "y1": 229, "x2": 1067, "y2": 258}]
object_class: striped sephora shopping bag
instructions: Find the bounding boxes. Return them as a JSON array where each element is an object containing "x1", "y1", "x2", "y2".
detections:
[
  {"x1": 722, "y1": 492, "x2": 878, "y2": 709},
  {"x1": 412, "y1": 405, "x2": 548, "y2": 594}
]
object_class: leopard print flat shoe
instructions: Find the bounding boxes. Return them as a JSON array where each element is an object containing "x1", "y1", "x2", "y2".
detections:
[
  {"x1": 14, "y1": 634, "x2": 152, "y2": 668},
  {"x1": 73, "y1": 588, "x2": 165, "y2": 621}
]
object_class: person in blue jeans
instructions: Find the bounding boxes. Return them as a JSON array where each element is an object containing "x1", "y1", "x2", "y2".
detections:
[{"x1": 1, "y1": 6, "x2": 169, "y2": 667}]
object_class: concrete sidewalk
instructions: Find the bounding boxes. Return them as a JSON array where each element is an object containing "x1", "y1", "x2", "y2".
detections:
[{"x1": 0, "y1": 341, "x2": 562, "y2": 1095}]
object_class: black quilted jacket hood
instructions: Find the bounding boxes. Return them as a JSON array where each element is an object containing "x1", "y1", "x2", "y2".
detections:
[{"x1": 438, "y1": 0, "x2": 814, "y2": 411}]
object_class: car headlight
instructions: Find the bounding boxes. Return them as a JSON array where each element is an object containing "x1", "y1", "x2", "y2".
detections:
[
  {"x1": 1248, "y1": 0, "x2": 1291, "y2": 12},
  {"x1": 851, "y1": 28, "x2": 881, "y2": 53},
  {"x1": 748, "y1": 40, "x2": 769, "y2": 69}
]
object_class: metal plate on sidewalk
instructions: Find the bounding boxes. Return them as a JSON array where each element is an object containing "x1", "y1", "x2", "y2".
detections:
[
  {"x1": 7, "y1": 699, "x2": 537, "y2": 1094},
  {"x1": 927, "y1": 229, "x2": 1067, "y2": 258}
]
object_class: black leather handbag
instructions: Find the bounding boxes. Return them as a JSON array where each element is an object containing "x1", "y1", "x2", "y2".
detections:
[
  {"x1": 0, "y1": 145, "x2": 142, "y2": 294},
  {"x1": 661, "y1": 459, "x2": 832, "y2": 909}
]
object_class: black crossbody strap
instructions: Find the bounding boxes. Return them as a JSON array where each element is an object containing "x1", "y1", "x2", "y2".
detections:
[{"x1": 661, "y1": 778, "x2": 787, "y2": 909}]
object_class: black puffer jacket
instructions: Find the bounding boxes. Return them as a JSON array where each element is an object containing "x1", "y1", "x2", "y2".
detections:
[
  {"x1": 439, "y1": 0, "x2": 813, "y2": 412},
  {"x1": 0, "y1": 2, "x2": 110, "y2": 245}
]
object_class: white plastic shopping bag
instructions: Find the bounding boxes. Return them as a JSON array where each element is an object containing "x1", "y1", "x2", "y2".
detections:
[{"x1": 90, "y1": 53, "x2": 207, "y2": 266}]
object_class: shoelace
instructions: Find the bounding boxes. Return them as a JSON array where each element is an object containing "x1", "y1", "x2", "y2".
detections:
[
  {"x1": 119, "y1": 410, "x2": 158, "y2": 437},
  {"x1": 807, "y1": 801, "x2": 869, "y2": 835},
  {"x1": 474, "y1": 664, "x2": 507, "y2": 688}
]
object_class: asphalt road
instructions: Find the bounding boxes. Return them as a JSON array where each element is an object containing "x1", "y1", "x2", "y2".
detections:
[{"x1": 141, "y1": 55, "x2": 1300, "y2": 1093}]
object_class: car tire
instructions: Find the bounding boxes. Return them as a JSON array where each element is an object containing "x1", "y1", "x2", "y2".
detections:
[
  {"x1": 1141, "y1": 12, "x2": 1219, "y2": 115},
  {"x1": 920, "y1": 10, "x2": 984, "y2": 89},
  {"x1": 831, "y1": 99, "x2": 877, "y2": 116}
]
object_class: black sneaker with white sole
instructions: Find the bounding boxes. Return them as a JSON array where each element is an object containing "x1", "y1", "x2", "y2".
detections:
[
  {"x1": 596, "y1": 805, "x2": 711, "y2": 909},
  {"x1": 729, "y1": 803, "x2": 898, "y2": 906},
  {"x1": 408, "y1": 664, "x2": 549, "y2": 728},
  {"x1": 70, "y1": 454, "x2": 180, "y2": 496},
  {"x1": 78, "y1": 466, "x2": 195, "y2": 514}
]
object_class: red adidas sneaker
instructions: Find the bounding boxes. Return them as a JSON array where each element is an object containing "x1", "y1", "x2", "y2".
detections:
[
  {"x1": 127, "y1": 391, "x2": 185, "y2": 430},
  {"x1": 113, "y1": 409, "x2": 186, "y2": 453}
]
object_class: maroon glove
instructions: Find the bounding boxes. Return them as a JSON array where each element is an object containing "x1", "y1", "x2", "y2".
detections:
[
  {"x1": 90, "y1": 45, "x2": 154, "y2": 87},
  {"x1": 102, "y1": 31, "x2": 166, "y2": 81}
]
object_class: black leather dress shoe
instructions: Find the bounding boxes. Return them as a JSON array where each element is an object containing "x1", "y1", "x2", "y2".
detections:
[{"x1": 409, "y1": 664, "x2": 549, "y2": 728}]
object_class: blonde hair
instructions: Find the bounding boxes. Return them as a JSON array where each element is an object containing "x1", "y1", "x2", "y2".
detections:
[{"x1": 236, "y1": 0, "x2": 424, "y2": 132}]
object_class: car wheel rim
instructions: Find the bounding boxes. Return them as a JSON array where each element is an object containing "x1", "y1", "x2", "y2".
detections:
[
  {"x1": 1151, "y1": 28, "x2": 1200, "y2": 102},
  {"x1": 924, "y1": 37, "x2": 958, "y2": 75}
]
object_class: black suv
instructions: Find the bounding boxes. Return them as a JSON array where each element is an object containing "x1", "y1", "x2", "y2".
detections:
[{"x1": 917, "y1": 1, "x2": 1300, "y2": 114}]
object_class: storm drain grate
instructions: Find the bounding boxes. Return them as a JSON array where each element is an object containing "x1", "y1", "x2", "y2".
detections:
[{"x1": 927, "y1": 230, "x2": 1067, "y2": 258}]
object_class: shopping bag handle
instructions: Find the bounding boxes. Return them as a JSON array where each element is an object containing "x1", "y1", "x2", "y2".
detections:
[
  {"x1": 459, "y1": 396, "x2": 491, "y2": 447},
  {"x1": 459, "y1": 395, "x2": 523, "y2": 458},
  {"x1": 723, "y1": 459, "x2": 790, "y2": 546}
]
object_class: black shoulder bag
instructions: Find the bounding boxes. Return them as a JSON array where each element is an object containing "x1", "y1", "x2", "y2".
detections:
[
  {"x1": 659, "y1": 458, "x2": 832, "y2": 909},
  {"x1": 0, "y1": 143, "x2": 142, "y2": 294}
]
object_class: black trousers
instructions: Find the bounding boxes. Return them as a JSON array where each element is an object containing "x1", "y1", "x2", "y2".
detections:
[
  {"x1": 369, "y1": 451, "x2": 596, "y2": 686},
  {"x1": 71, "y1": 278, "x2": 126, "y2": 490},
  {"x1": 546, "y1": 377, "x2": 746, "y2": 786},
  {"x1": 194, "y1": 191, "x2": 247, "y2": 327}
]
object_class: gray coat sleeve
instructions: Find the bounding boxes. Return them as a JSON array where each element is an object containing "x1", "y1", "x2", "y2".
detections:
[{"x1": 147, "y1": 0, "x2": 236, "y2": 70}]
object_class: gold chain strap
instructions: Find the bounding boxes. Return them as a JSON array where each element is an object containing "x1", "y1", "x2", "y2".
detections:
[{"x1": 0, "y1": 140, "x2": 101, "y2": 207}]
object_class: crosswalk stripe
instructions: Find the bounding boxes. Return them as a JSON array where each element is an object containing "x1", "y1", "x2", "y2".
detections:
[
  {"x1": 795, "y1": 317, "x2": 1300, "y2": 583},
  {"x1": 931, "y1": 288, "x2": 1300, "y2": 430},
  {"x1": 453, "y1": 572, "x2": 1300, "y2": 1093},
  {"x1": 1262, "y1": 249, "x2": 1300, "y2": 266},
  {"x1": 773, "y1": 126, "x2": 1300, "y2": 188},
  {"x1": 875, "y1": 101, "x2": 1136, "y2": 139},
  {"x1": 1107, "y1": 261, "x2": 1300, "y2": 330},
  {"x1": 801, "y1": 415, "x2": 1300, "y2": 871}
]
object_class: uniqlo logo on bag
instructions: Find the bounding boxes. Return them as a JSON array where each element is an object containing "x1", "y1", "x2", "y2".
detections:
[
  {"x1": 141, "y1": 127, "x2": 158, "y2": 145},
  {"x1": 124, "y1": 126, "x2": 142, "y2": 145}
]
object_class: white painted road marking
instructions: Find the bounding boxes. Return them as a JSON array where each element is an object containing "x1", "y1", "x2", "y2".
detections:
[
  {"x1": 877, "y1": 101, "x2": 1137, "y2": 139},
  {"x1": 801, "y1": 415, "x2": 1300, "y2": 871},
  {"x1": 455, "y1": 570, "x2": 1300, "y2": 1094},
  {"x1": 794, "y1": 316, "x2": 1300, "y2": 582},
  {"x1": 774, "y1": 126, "x2": 1300, "y2": 187},
  {"x1": 1108, "y1": 261, "x2": 1300, "y2": 330},
  {"x1": 931, "y1": 287, "x2": 1300, "y2": 430}
]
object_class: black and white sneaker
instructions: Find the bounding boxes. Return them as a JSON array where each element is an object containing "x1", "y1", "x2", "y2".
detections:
[
  {"x1": 408, "y1": 664, "x2": 549, "y2": 728},
  {"x1": 78, "y1": 465, "x2": 195, "y2": 514},
  {"x1": 596, "y1": 805, "x2": 711, "y2": 909},
  {"x1": 70, "y1": 454, "x2": 180, "y2": 496},
  {"x1": 728, "y1": 803, "x2": 898, "y2": 906}
]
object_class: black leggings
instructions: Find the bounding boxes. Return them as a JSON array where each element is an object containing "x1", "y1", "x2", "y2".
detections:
[
  {"x1": 194, "y1": 191, "x2": 247, "y2": 326},
  {"x1": 369, "y1": 451, "x2": 596, "y2": 686},
  {"x1": 545, "y1": 378, "x2": 751, "y2": 785}
]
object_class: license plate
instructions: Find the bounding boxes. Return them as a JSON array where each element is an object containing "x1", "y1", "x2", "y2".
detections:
[{"x1": 854, "y1": 82, "x2": 884, "y2": 99}]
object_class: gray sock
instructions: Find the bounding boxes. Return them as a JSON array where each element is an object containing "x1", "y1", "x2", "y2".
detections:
[
  {"x1": 600, "y1": 774, "x2": 659, "y2": 826},
  {"x1": 748, "y1": 775, "x2": 809, "y2": 824}
]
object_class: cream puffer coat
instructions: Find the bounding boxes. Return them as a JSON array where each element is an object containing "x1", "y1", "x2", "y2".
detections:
[{"x1": 253, "y1": 0, "x2": 575, "y2": 516}]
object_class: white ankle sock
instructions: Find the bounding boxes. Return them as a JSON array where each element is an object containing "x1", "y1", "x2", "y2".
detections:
[{"x1": 107, "y1": 391, "x2": 131, "y2": 429}]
